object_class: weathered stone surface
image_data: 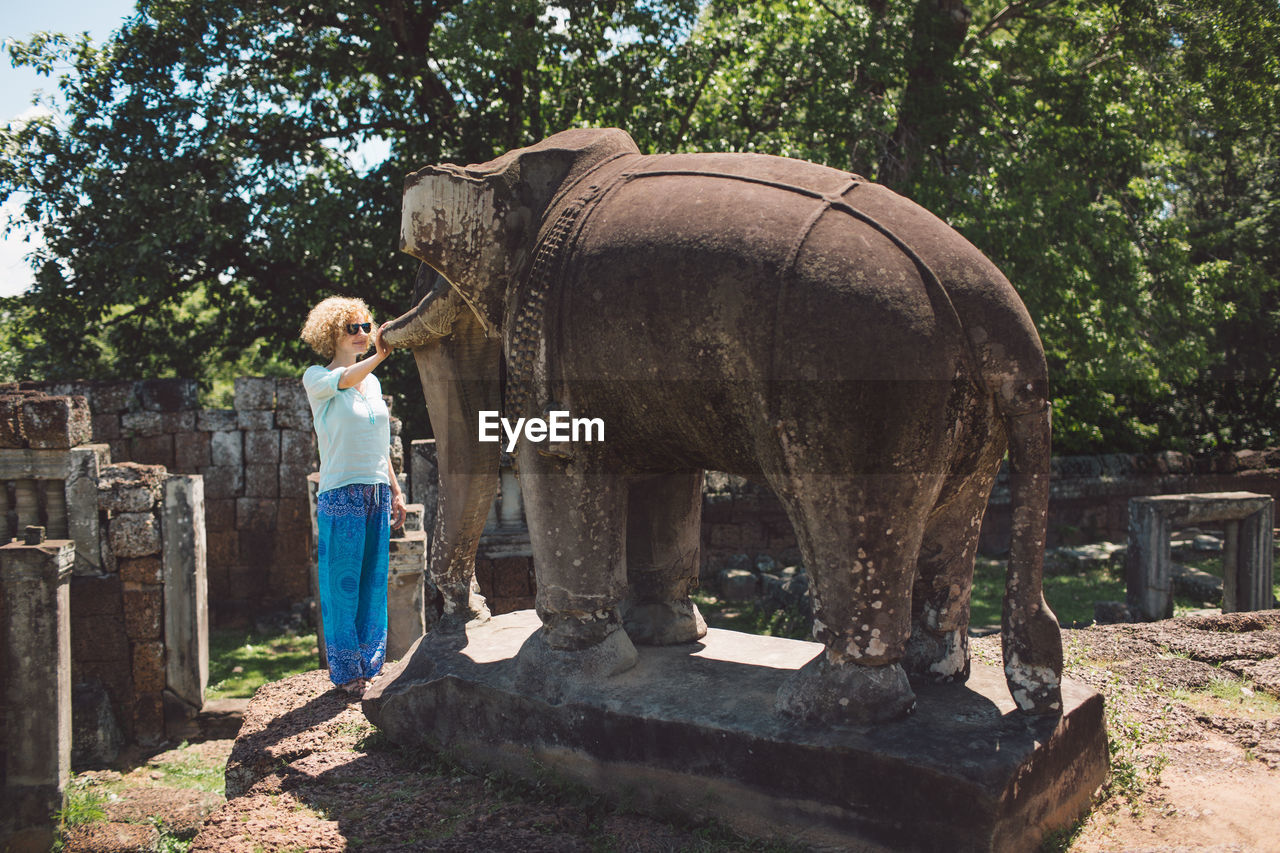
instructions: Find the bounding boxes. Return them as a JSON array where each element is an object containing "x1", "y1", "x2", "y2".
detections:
[
  {"x1": 275, "y1": 377, "x2": 308, "y2": 410},
  {"x1": 200, "y1": 465, "x2": 243, "y2": 500},
  {"x1": 109, "y1": 512, "x2": 161, "y2": 558},
  {"x1": 274, "y1": 406, "x2": 313, "y2": 431},
  {"x1": 275, "y1": 498, "x2": 310, "y2": 532},
  {"x1": 1, "y1": 538, "x2": 74, "y2": 847},
  {"x1": 121, "y1": 411, "x2": 165, "y2": 437},
  {"x1": 0, "y1": 393, "x2": 26, "y2": 447},
  {"x1": 97, "y1": 463, "x2": 165, "y2": 513},
  {"x1": 174, "y1": 431, "x2": 212, "y2": 471},
  {"x1": 163, "y1": 475, "x2": 208, "y2": 711},
  {"x1": 236, "y1": 409, "x2": 274, "y2": 431},
  {"x1": 244, "y1": 464, "x2": 280, "y2": 499},
  {"x1": 243, "y1": 429, "x2": 280, "y2": 463},
  {"x1": 93, "y1": 380, "x2": 138, "y2": 414},
  {"x1": 129, "y1": 434, "x2": 175, "y2": 469},
  {"x1": 22, "y1": 395, "x2": 91, "y2": 449},
  {"x1": 278, "y1": 463, "x2": 313, "y2": 498},
  {"x1": 409, "y1": 439, "x2": 438, "y2": 514},
  {"x1": 133, "y1": 690, "x2": 165, "y2": 746},
  {"x1": 279, "y1": 429, "x2": 315, "y2": 466},
  {"x1": 209, "y1": 430, "x2": 242, "y2": 468},
  {"x1": 366, "y1": 612, "x2": 1107, "y2": 853},
  {"x1": 204, "y1": 498, "x2": 236, "y2": 533},
  {"x1": 132, "y1": 640, "x2": 166, "y2": 692},
  {"x1": 234, "y1": 377, "x2": 276, "y2": 411},
  {"x1": 90, "y1": 413, "x2": 122, "y2": 441},
  {"x1": 119, "y1": 556, "x2": 164, "y2": 585},
  {"x1": 123, "y1": 586, "x2": 163, "y2": 640},
  {"x1": 206, "y1": 531, "x2": 237, "y2": 575},
  {"x1": 197, "y1": 409, "x2": 237, "y2": 432},
  {"x1": 71, "y1": 678, "x2": 124, "y2": 767},
  {"x1": 236, "y1": 498, "x2": 276, "y2": 532},
  {"x1": 161, "y1": 411, "x2": 196, "y2": 433},
  {"x1": 139, "y1": 378, "x2": 198, "y2": 413}
]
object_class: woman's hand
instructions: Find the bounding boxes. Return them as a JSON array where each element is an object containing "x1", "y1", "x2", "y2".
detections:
[
  {"x1": 390, "y1": 492, "x2": 408, "y2": 530},
  {"x1": 373, "y1": 323, "x2": 393, "y2": 361}
]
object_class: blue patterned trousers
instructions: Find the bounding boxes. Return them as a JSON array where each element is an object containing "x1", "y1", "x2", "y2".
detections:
[{"x1": 316, "y1": 483, "x2": 390, "y2": 685}]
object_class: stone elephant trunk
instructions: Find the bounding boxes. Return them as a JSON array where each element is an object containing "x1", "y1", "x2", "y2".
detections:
[{"x1": 380, "y1": 265, "x2": 499, "y2": 625}]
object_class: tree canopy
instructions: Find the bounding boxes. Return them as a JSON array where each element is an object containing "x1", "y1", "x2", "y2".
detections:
[{"x1": 3, "y1": 0, "x2": 1277, "y2": 452}]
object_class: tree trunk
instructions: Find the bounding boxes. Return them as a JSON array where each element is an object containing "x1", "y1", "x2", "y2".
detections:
[{"x1": 877, "y1": 0, "x2": 972, "y2": 191}]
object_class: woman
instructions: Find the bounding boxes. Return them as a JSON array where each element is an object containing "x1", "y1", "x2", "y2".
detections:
[{"x1": 300, "y1": 296, "x2": 408, "y2": 696}]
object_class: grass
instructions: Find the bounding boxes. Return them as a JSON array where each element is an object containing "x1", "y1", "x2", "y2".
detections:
[
  {"x1": 972, "y1": 557, "x2": 1127, "y2": 629},
  {"x1": 145, "y1": 742, "x2": 228, "y2": 795},
  {"x1": 691, "y1": 592, "x2": 813, "y2": 640},
  {"x1": 1170, "y1": 676, "x2": 1280, "y2": 718},
  {"x1": 207, "y1": 628, "x2": 320, "y2": 700},
  {"x1": 56, "y1": 786, "x2": 108, "y2": 827}
]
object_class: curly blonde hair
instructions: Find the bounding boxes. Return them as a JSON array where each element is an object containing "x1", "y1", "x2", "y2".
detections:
[{"x1": 300, "y1": 296, "x2": 373, "y2": 360}]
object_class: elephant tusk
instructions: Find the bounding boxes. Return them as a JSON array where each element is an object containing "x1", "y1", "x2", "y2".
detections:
[{"x1": 446, "y1": 273, "x2": 499, "y2": 340}]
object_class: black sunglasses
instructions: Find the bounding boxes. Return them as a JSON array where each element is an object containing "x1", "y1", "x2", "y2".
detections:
[{"x1": 345, "y1": 322, "x2": 372, "y2": 335}]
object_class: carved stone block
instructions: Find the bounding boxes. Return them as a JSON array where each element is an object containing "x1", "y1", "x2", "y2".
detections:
[
  {"x1": 234, "y1": 377, "x2": 276, "y2": 411},
  {"x1": 108, "y1": 512, "x2": 161, "y2": 559},
  {"x1": 139, "y1": 378, "x2": 198, "y2": 413},
  {"x1": 22, "y1": 395, "x2": 91, "y2": 449}
]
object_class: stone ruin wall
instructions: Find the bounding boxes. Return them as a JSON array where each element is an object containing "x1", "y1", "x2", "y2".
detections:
[
  {"x1": 0, "y1": 386, "x2": 206, "y2": 765},
  {"x1": 3, "y1": 377, "x2": 371, "y2": 625},
  {"x1": 700, "y1": 448, "x2": 1280, "y2": 580}
]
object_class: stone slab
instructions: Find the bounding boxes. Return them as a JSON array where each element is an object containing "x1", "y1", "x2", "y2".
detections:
[{"x1": 365, "y1": 611, "x2": 1107, "y2": 853}]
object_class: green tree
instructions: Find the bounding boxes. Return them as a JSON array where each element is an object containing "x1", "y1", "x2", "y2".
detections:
[
  {"x1": 1, "y1": 0, "x2": 698, "y2": 421},
  {"x1": 5, "y1": 0, "x2": 1276, "y2": 452},
  {"x1": 673, "y1": 0, "x2": 1278, "y2": 452}
]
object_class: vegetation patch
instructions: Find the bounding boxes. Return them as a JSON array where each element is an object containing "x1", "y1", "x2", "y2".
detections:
[{"x1": 208, "y1": 628, "x2": 320, "y2": 700}]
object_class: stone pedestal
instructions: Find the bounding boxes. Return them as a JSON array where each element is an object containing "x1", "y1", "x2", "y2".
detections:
[
  {"x1": 365, "y1": 611, "x2": 1108, "y2": 852},
  {"x1": 387, "y1": 504, "x2": 429, "y2": 661},
  {"x1": 1127, "y1": 492, "x2": 1275, "y2": 620},
  {"x1": 1, "y1": 537, "x2": 75, "y2": 853}
]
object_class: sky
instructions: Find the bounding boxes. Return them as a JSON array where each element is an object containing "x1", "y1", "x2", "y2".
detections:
[{"x1": 1, "y1": 0, "x2": 138, "y2": 296}]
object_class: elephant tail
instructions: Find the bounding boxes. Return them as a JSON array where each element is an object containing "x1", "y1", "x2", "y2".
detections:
[{"x1": 999, "y1": 399, "x2": 1064, "y2": 714}]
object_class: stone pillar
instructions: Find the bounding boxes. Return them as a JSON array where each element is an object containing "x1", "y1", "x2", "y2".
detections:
[
  {"x1": 1127, "y1": 492, "x2": 1275, "y2": 621},
  {"x1": 66, "y1": 445, "x2": 109, "y2": 576},
  {"x1": 306, "y1": 473, "x2": 326, "y2": 669},
  {"x1": 409, "y1": 439, "x2": 438, "y2": 549},
  {"x1": 1, "y1": 533, "x2": 74, "y2": 853},
  {"x1": 1126, "y1": 498, "x2": 1174, "y2": 621},
  {"x1": 162, "y1": 475, "x2": 208, "y2": 713},
  {"x1": 386, "y1": 506, "x2": 428, "y2": 661},
  {"x1": 1225, "y1": 500, "x2": 1275, "y2": 613}
]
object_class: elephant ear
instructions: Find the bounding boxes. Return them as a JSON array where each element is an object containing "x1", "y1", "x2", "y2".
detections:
[{"x1": 473, "y1": 127, "x2": 640, "y2": 218}]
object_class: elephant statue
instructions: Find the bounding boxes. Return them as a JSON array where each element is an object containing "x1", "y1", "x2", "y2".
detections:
[{"x1": 379, "y1": 127, "x2": 1063, "y2": 725}]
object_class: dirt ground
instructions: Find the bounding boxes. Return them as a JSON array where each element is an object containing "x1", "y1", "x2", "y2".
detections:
[{"x1": 66, "y1": 610, "x2": 1280, "y2": 852}]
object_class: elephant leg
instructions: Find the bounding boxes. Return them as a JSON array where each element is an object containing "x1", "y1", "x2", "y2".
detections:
[
  {"x1": 620, "y1": 472, "x2": 708, "y2": 646},
  {"x1": 903, "y1": 442, "x2": 1004, "y2": 682},
  {"x1": 514, "y1": 447, "x2": 637, "y2": 696},
  {"x1": 772, "y1": 472, "x2": 939, "y2": 725}
]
